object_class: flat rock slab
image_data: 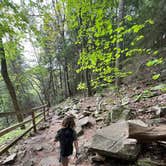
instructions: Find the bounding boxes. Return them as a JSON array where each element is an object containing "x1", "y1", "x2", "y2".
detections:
[
  {"x1": 91, "y1": 121, "x2": 142, "y2": 160},
  {"x1": 3, "y1": 153, "x2": 17, "y2": 165},
  {"x1": 39, "y1": 156, "x2": 59, "y2": 166}
]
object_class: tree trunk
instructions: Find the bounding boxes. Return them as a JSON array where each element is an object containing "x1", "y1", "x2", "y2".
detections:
[
  {"x1": 115, "y1": 0, "x2": 125, "y2": 87},
  {"x1": 65, "y1": 62, "x2": 72, "y2": 96},
  {"x1": 85, "y1": 69, "x2": 92, "y2": 96},
  {"x1": 0, "y1": 38, "x2": 24, "y2": 128},
  {"x1": 63, "y1": 66, "x2": 68, "y2": 98},
  {"x1": 59, "y1": 64, "x2": 63, "y2": 89},
  {"x1": 29, "y1": 80, "x2": 44, "y2": 105}
]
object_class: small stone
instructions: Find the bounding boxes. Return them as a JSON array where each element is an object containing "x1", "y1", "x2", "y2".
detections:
[
  {"x1": 78, "y1": 116, "x2": 95, "y2": 128},
  {"x1": 23, "y1": 160, "x2": 34, "y2": 166},
  {"x1": 137, "y1": 158, "x2": 156, "y2": 166},
  {"x1": 17, "y1": 150, "x2": 26, "y2": 159},
  {"x1": 96, "y1": 117, "x2": 104, "y2": 122},
  {"x1": 38, "y1": 123, "x2": 49, "y2": 130},
  {"x1": 160, "y1": 106, "x2": 166, "y2": 118},
  {"x1": 91, "y1": 154, "x2": 106, "y2": 162},
  {"x1": 33, "y1": 145, "x2": 43, "y2": 151},
  {"x1": 82, "y1": 111, "x2": 91, "y2": 116}
]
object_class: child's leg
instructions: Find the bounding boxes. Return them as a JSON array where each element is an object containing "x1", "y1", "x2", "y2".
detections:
[{"x1": 61, "y1": 157, "x2": 69, "y2": 166}]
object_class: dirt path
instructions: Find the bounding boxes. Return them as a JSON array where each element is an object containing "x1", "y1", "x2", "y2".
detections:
[{"x1": 12, "y1": 112, "x2": 95, "y2": 166}]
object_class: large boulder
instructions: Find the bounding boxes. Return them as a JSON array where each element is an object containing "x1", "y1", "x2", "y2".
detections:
[
  {"x1": 106, "y1": 105, "x2": 131, "y2": 124},
  {"x1": 78, "y1": 116, "x2": 96, "y2": 128},
  {"x1": 90, "y1": 120, "x2": 146, "y2": 161}
]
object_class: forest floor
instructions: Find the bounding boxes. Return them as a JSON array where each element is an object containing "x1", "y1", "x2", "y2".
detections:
[{"x1": 0, "y1": 81, "x2": 166, "y2": 166}]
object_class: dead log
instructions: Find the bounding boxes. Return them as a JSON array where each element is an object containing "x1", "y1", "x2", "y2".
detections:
[{"x1": 129, "y1": 123, "x2": 166, "y2": 142}]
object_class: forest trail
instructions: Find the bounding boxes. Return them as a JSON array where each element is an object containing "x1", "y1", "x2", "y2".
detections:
[
  {"x1": 13, "y1": 111, "x2": 94, "y2": 166},
  {"x1": 1, "y1": 84, "x2": 166, "y2": 166}
]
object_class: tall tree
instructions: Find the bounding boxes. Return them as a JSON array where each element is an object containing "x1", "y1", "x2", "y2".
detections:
[
  {"x1": 0, "y1": 38, "x2": 24, "y2": 125},
  {"x1": 115, "y1": 0, "x2": 125, "y2": 87}
]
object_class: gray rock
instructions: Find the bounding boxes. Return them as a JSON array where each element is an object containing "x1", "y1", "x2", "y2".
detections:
[
  {"x1": 147, "y1": 105, "x2": 166, "y2": 119},
  {"x1": 96, "y1": 117, "x2": 104, "y2": 122},
  {"x1": 107, "y1": 105, "x2": 131, "y2": 124},
  {"x1": 121, "y1": 97, "x2": 130, "y2": 106},
  {"x1": 23, "y1": 160, "x2": 34, "y2": 166},
  {"x1": 17, "y1": 150, "x2": 26, "y2": 159},
  {"x1": 82, "y1": 111, "x2": 91, "y2": 116},
  {"x1": 137, "y1": 158, "x2": 157, "y2": 166},
  {"x1": 63, "y1": 106, "x2": 71, "y2": 112},
  {"x1": 76, "y1": 126, "x2": 84, "y2": 137},
  {"x1": 3, "y1": 153, "x2": 17, "y2": 165},
  {"x1": 78, "y1": 114, "x2": 85, "y2": 119},
  {"x1": 90, "y1": 121, "x2": 142, "y2": 161},
  {"x1": 72, "y1": 98, "x2": 79, "y2": 104},
  {"x1": 72, "y1": 104, "x2": 80, "y2": 112},
  {"x1": 38, "y1": 123, "x2": 49, "y2": 130},
  {"x1": 42, "y1": 143, "x2": 55, "y2": 152},
  {"x1": 78, "y1": 116, "x2": 95, "y2": 127},
  {"x1": 33, "y1": 145, "x2": 43, "y2": 151},
  {"x1": 91, "y1": 153, "x2": 106, "y2": 162},
  {"x1": 145, "y1": 118, "x2": 165, "y2": 126},
  {"x1": 160, "y1": 106, "x2": 166, "y2": 118},
  {"x1": 39, "y1": 156, "x2": 59, "y2": 166}
]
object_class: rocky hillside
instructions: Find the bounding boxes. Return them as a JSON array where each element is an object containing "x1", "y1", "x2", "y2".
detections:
[
  {"x1": 0, "y1": 82, "x2": 166, "y2": 166},
  {"x1": 53, "y1": 81, "x2": 166, "y2": 166}
]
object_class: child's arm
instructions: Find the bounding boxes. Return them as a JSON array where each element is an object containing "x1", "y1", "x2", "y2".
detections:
[
  {"x1": 53, "y1": 130, "x2": 60, "y2": 144},
  {"x1": 74, "y1": 140, "x2": 79, "y2": 156},
  {"x1": 73, "y1": 130, "x2": 79, "y2": 158}
]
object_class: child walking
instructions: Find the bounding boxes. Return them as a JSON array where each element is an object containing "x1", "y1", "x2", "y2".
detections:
[{"x1": 54, "y1": 115, "x2": 79, "y2": 166}]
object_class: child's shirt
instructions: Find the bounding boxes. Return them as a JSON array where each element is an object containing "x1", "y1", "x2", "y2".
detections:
[{"x1": 55, "y1": 128, "x2": 77, "y2": 157}]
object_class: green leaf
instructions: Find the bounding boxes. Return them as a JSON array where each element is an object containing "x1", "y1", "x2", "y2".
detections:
[
  {"x1": 125, "y1": 15, "x2": 132, "y2": 21},
  {"x1": 152, "y1": 74, "x2": 160, "y2": 80},
  {"x1": 146, "y1": 58, "x2": 163, "y2": 67},
  {"x1": 146, "y1": 19, "x2": 154, "y2": 25}
]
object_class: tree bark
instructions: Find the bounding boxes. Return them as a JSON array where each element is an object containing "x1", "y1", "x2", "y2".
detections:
[
  {"x1": 0, "y1": 38, "x2": 24, "y2": 128},
  {"x1": 65, "y1": 60, "x2": 72, "y2": 97},
  {"x1": 85, "y1": 69, "x2": 92, "y2": 96},
  {"x1": 28, "y1": 80, "x2": 44, "y2": 105},
  {"x1": 115, "y1": 0, "x2": 125, "y2": 87},
  {"x1": 59, "y1": 64, "x2": 63, "y2": 89}
]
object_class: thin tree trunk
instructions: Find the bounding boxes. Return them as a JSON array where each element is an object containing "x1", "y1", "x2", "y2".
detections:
[
  {"x1": 115, "y1": 0, "x2": 125, "y2": 87},
  {"x1": 0, "y1": 38, "x2": 24, "y2": 128},
  {"x1": 63, "y1": 66, "x2": 68, "y2": 98},
  {"x1": 59, "y1": 65, "x2": 63, "y2": 89},
  {"x1": 85, "y1": 69, "x2": 92, "y2": 96},
  {"x1": 28, "y1": 80, "x2": 44, "y2": 105},
  {"x1": 65, "y1": 62, "x2": 72, "y2": 96}
]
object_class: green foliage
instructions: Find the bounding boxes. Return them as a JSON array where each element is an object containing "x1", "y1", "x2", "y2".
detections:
[
  {"x1": 65, "y1": 0, "x2": 154, "y2": 88},
  {"x1": 152, "y1": 74, "x2": 160, "y2": 80},
  {"x1": 77, "y1": 82, "x2": 87, "y2": 90},
  {"x1": 146, "y1": 58, "x2": 163, "y2": 67},
  {"x1": 150, "y1": 84, "x2": 166, "y2": 92}
]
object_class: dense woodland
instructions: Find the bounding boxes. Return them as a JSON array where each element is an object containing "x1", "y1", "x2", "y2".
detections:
[{"x1": 0, "y1": 0, "x2": 166, "y2": 129}]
